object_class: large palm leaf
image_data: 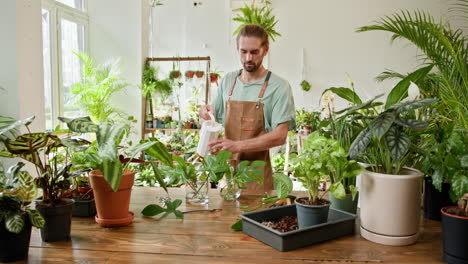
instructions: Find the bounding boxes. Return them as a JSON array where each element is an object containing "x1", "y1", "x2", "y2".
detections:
[{"x1": 357, "y1": 9, "x2": 468, "y2": 128}]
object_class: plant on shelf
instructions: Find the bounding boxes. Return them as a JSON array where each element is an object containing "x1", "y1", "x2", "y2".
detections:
[
  {"x1": 200, "y1": 151, "x2": 266, "y2": 200},
  {"x1": 142, "y1": 62, "x2": 173, "y2": 121},
  {"x1": 295, "y1": 108, "x2": 321, "y2": 132},
  {"x1": 232, "y1": 0, "x2": 281, "y2": 42},
  {"x1": 71, "y1": 52, "x2": 129, "y2": 124},
  {"x1": 0, "y1": 162, "x2": 45, "y2": 262},
  {"x1": 59, "y1": 116, "x2": 158, "y2": 227},
  {"x1": 290, "y1": 131, "x2": 362, "y2": 228}
]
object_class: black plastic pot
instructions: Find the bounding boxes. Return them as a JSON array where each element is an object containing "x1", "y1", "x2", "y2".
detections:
[
  {"x1": 441, "y1": 206, "x2": 468, "y2": 264},
  {"x1": 424, "y1": 177, "x2": 454, "y2": 221},
  {"x1": 72, "y1": 199, "x2": 96, "y2": 217},
  {"x1": 330, "y1": 192, "x2": 359, "y2": 214},
  {"x1": 0, "y1": 218, "x2": 32, "y2": 262},
  {"x1": 295, "y1": 197, "x2": 330, "y2": 229},
  {"x1": 36, "y1": 198, "x2": 74, "y2": 242}
]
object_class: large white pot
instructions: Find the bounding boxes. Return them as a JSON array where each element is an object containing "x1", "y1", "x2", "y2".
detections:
[{"x1": 360, "y1": 167, "x2": 423, "y2": 246}]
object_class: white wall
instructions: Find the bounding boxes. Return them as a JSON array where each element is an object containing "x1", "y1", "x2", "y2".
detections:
[
  {"x1": 151, "y1": 0, "x2": 455, "y2": 110},
  {"x1": 0, "y1": 0, "x2": 45, "y2": 132},
  {"x1": 88, "y1": 0, "x2": 149, "y2": 142}
]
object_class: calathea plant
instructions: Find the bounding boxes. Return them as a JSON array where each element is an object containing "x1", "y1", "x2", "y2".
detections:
[
  {"x1": 0, "y1": 162, "x2": 45, "y2": 233},
  {"x1": 349, "y1": 98, "x2": 437, "y2": 174}
]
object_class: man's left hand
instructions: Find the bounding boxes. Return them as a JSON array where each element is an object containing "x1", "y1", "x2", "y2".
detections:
[{"x1": 208, "y1": 138, "x2": 241, "y2": 155}]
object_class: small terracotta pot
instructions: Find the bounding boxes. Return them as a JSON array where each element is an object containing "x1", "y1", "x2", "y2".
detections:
[
  {"x1": 185, "y1": 71, "x2": 194, "y2": 78},
  {"x1": 89, "y1": 169, "x2": 135, "y2": 227},
  {"x1": 210, "y1": 74, "x2": 219, "y2": 83},
  {"x1": 195, "y1": 71, "x2": 204, "y2": 78}
]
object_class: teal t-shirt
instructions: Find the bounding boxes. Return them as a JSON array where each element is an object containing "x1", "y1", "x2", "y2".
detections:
[{"x1": 211, "y1": 70, "x2": 296, "y2": 132}]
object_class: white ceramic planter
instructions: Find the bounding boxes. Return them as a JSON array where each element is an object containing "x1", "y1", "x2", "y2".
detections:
[{"x1": 359, "y1": 167, "x2": 423, "y2": 246}]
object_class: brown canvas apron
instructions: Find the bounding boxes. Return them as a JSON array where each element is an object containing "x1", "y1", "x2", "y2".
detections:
[{"x1": 224, "y1": 70, "x2": 274, "y2": 196}]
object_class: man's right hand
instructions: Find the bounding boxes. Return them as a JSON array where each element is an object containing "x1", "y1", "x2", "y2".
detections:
[{"x1": 199, "y1": 105, "x2": 215, "y2": 120}]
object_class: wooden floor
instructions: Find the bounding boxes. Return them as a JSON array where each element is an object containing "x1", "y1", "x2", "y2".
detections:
[{"x1": 13, "y1": 187, "x2": 444, "y2": 264}]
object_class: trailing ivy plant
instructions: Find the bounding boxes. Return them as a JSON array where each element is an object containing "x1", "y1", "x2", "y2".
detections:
[{"x1": 232, "y1": 0, "x2": 281, "y2": 42}]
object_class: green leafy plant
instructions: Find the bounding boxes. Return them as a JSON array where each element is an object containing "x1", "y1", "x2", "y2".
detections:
[
  {"x1": 348, "y1": 98, "x2": 437, "y2": 174},
  {"x1": 142, "y1": 63, "x2": 173, "y2": 118},
  {"x1": 141, "y1": 199, "x2": 184, "y2": 220},
  {"x1": 71, "y1": 52, "x2": 129, "y2": 124},
  {"x1": 291, "y1": 132, "x2": 362, "y2": 203},
  {"x1": 232, "y1": 0, "x2": 281, "y2": 42},
  {"x1": 58, "y1": 116, "x2": 157, "y2": 192},
  {"x1": 0, "y1": 162, "x2": 45, "y2": 233},
  {"x1": 0, "y1": 116, "x2": 90, "y2": 205},
  {"x1": 295, "y1": 108, "x2": 321, "y2": 130}
]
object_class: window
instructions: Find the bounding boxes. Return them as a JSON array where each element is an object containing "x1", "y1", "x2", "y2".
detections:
[{"x1": 42, "y1": 0, "x2": 88, "y2": 130}]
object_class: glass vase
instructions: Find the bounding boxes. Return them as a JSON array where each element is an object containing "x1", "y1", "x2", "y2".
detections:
[
  {"x1": 218, "y1": 173, "x2": 242, "y2": 201},
  {"x1": 185, "y1": 178, "x2": 209, "y2": 205}
]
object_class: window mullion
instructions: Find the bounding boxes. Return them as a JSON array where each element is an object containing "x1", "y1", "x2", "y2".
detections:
[{"x1": 50, "y1": 7, "x2": 62, "y2": 129}]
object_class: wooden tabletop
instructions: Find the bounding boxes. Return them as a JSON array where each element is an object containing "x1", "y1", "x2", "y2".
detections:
[{"x1": 18, "y1": 187, "x2": 444, "y2": 264}]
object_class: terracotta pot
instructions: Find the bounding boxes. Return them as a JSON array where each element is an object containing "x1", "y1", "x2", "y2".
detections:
[
  {"x1": 359, "y1": 167, "x2": 423, "y2": 246},
  {"x1": 195, "y1": 71, "x2": 204, "y2": 78},
  {"x1": 89, "y1": 169, "x2": 135, "y2": 227},
  {"x1": 185, "y1": 71, "x2": 194, "y2": 78},
  {"x1": 210, "y1": 73, "x2": 219, "y2": 83}
]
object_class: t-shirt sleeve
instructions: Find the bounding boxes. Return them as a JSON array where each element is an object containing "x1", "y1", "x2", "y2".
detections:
[
  {"x1": 210, "y1": 74, "x2": 228, "y2": 124},
  {"x1": 271, "y1": 82, "x2": 296, "y2": 131}
]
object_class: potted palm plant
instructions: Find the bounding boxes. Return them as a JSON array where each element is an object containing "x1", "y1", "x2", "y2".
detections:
[
  {"x1": 59, "y1": 116, "x2": 157, "y2": 227},
  {"x1": 0, "y1": 115, "x2": 79, "y2": 242},
  {"x1": 291, "y1": 132, "x2": 362, "y2": 229},
  {"x1": 0, "y1": 162, "x2": 44, "y2": 262},
  {"x1": 348, "y1": 98, "x2": 437, "y2": 246}
]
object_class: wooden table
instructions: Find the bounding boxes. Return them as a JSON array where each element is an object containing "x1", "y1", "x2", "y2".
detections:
[{"x1": 19, "y1": 187, "x2": 444, "y2": 263}]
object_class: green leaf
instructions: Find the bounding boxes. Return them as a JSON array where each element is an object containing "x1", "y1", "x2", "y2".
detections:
[
  {"x1": 389, "y1": 98, "x2": 438, "y2": 114},
  {"x1": 141, "y1": 204, "x2": 165, "y2": 216},
  {"x1": 385, "y1": 64, "x2": 434, "y2": 109},
  {"x1": 173, "y1": 210, "x2": 184, "y2": 219},
  {"x1": 322, "y1": 87, "x2": 362, "y2": 105},
  {"x1": 449, "y1": 172, "x2": 468, "y2": 202},
  {"x1": 349, "y1": 185, "x2": 359, "y2": 201},
  {"x1": 58, "y1": 116, "x2": 98, "y2": 133},
  {"x1": 28, "y1": 209, "x2": 45, "y2": 228},
  {"x1": 273, "y1": 173, "x2": 292, "y2": 199},
  {"x1": 432, "y1": 171, "x2": 443, "y2": 192},
  {"x1": 330, "y1": 182, "x2": 346, "y2": 200},
  {"x1": 385, "y1": 126, "x2": 411, "y2": 161},
  {"x1": 349, "y1": 128, "x2": 372, "y2": 159},
  {"x1": 394, "y1": 118, "x2": 429, "y2": 130},
  {"x1": 231, "y1": 219, "x2": 243, "y2": 231},
  {"x1": 6, "y1": 214, "x2": 24, "y2": 234},
  {"x1": 144, "y1": 139, "x2": 173, "y2": 167},
  {"x1": 149, "y1": 161, "x2": 168, "y2": 194},
  {"x1": 369, "y1": 112, "x2": 396, "y2": 139},
  {"x1": 461, "y1": 155, "x2": 468, "y2": 168},
  {"x1": 100, "y1": 157, "x2": 123, "y2": 192},
  {"x1": 335, "y1": 94, "x2": 384, "y2": 115},
  {"x1": 0, "y1": 115, "x2": 35, "y2": 138},
  {"x1": 127, "y1": 141, "x2": 157, "y2": 163}
]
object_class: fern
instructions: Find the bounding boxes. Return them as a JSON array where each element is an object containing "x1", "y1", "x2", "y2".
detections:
[{"x1": 232, "y1": 1, "x2": 281, "y2": 42}]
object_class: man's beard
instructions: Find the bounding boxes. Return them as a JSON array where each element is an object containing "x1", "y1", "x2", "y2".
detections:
[{"x1": 243, "y1": 61, "x2": 259, "y2": 72}]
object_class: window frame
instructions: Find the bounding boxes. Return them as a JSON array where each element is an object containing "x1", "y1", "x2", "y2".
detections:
[{"x1": 42, "y1": 0, "x2": 89, "y2": 129}]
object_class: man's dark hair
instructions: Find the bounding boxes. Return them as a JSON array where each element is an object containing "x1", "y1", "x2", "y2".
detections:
[{"x1": 236, "y1": 24, "x2": 269, "y2": 49}]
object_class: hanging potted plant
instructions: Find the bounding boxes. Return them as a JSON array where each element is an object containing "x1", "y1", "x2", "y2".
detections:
[
  {"x1": 0, "y1": 162, "x2": 45, "y2": 262},
  {"x1": 185, "y1": 70, "x2": 195, "y2": 79},
  {"x1": 348, "y1": 98, "x2": 437, "y2": 246},
  {"x1": 0, "y1": 115, "x2": 80, "y2": 242},
  {"x1": 441, "y1": 193, "x2": 468, "y2": 264},
  {"x1": 195, "y1": 70, "x2": 205, "y2": 78},
  {"x1": 59, "y1": 116, "x2": 158, "y2": 227},
  {"x1": 290, "y1": 132, "x2": 362, "y2": 229}
]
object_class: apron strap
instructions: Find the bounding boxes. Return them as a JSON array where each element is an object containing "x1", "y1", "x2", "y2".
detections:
[
  {"x1": 258, "y1": 71, "x2": 272, "y2": 99},
  {"x1": 228, "y1": 69, "x2": 271, "y2": 100},
  {"x1": 228, "y1": 70, "x2": 243, "y2": 97}
]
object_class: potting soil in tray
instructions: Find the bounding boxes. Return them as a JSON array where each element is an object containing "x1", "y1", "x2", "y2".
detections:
[{"x1": 241, "y1": 205, "x2": 356, "y2": 251}]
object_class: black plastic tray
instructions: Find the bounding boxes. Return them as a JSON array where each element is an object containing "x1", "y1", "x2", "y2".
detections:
[{"x1": 241, "y1": 204, "x2": 356, "y2": 251}]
